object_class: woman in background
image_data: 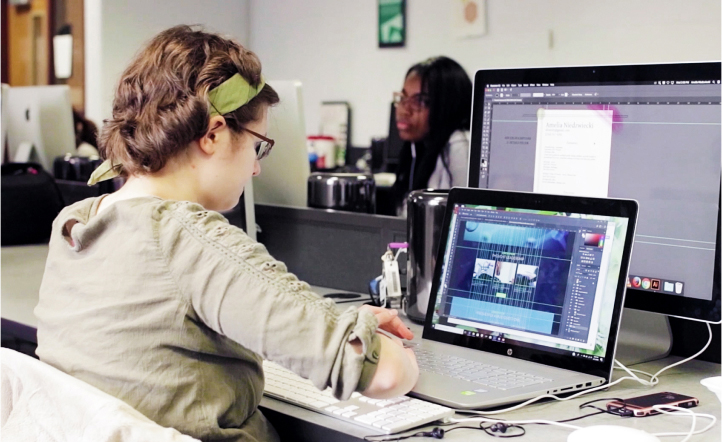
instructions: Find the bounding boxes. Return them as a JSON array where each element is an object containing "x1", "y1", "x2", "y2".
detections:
[{"x1": 391, "y1": 56, "x2": 473, "y2": 214}]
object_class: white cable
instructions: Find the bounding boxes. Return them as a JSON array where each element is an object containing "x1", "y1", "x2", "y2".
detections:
[
  {"x1": 668, "y1": 314, "x2": 722, "y2": 325},
  {"x1": 615, "y1": 366, "x2": 655, "y2": 379},
  {"x1": 614, "y1": 321, "x2": 713, "y2": 387},
  {"x1": 449, "y1": 416, "x2": 581, "y2": 431},
  {"x1": 455, "y1": 322, "x2": 713, "y2": 416},
  {"x1": 452, "y1": 406, "x2": 718, "y2": 441},
  {"x1": 650, "y1": 405, "x2": 717, "y2": 441},
  {"x1": 614, "y1": 359, "x2": 655, "y2": 386}
]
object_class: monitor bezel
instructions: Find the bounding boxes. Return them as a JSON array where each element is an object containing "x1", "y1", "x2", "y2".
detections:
[
  {"x1": 423, "y1": 187, "x2": 639, "y2": 380},
  {"x1": 467, "y1": 62, "x2": 722, "y2": 323}
]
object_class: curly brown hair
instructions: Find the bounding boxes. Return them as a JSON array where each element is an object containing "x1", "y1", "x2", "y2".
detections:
[{"x1": 99, "y1": 25, "x2": 279, "y2": 176}]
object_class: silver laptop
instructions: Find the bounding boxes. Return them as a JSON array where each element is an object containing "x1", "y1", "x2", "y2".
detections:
[{"x1": 407, "y1": 187, "x2": 638, "y2": 409}]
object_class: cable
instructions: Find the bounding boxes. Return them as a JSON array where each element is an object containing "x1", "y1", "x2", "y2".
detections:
[
  {"x1": 363, "y1": 427, "x2": 447, "y2": 441},
  {"x1": 451, "y1": 406, "x2": 717, "y2": 442},
  {"x1": 450, "y1": 416, "x2": 582, "y2": 430},
  {"x1": 613, "y1": 321, "x2": 713, "y2": 387},
  {"x1": 365, "y1": 399, "x2": 634, "y2": 441},
  {"x1": 366, "y1": 320, "x2": 717, "y2": 440},
  {"x1": 454, "y1": 322, "x2": 713, "y2": 416},
  {"x1": 668, "y1": 314, "x2": 722, "y2": 325},
  {"x1": 650, "y1": 404, "x2": 718, "y2": 442}
]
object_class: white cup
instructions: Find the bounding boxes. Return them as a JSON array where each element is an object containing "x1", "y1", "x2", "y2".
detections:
[{"x1": 701, "y1": 376, "x2": 722, "y2": 404}]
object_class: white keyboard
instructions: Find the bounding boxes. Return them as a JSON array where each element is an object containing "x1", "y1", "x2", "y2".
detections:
[{"x1": 263, "y1": 360, "x2": 454, "y2": 434}]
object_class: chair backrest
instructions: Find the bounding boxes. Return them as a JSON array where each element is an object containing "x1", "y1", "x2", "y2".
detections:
[
  {"x1": 2, "y1": 348, "x2": 200, "y2": 441},
  {"x1": 1, "y1": 162, "x2": 65, "y2": 246}
]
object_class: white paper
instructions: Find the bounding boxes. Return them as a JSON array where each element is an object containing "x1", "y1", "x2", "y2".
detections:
[
  {"x1": 452, "y1": 0, "x2": 487, "y2": 39},
  {"x1": 533, "y1": 108, "x2": 613, "y2": 198}
]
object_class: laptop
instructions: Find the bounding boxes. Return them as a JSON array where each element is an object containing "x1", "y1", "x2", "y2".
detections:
[{"x1": 406, "y1": 187, "x2": 638, "y2": 409}]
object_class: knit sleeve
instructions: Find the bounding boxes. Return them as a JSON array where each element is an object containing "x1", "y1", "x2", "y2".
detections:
[{"x1": 156, "y1": 201, "x2": 379, "y2": 400}]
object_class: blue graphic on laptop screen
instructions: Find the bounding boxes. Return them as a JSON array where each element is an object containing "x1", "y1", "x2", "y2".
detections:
[
  {"x1": 432, "y1": 204, "x2": 629, "y2": 358},
  {"x1": 448, "y1": 223, "x2": 574, "y2": 336}
]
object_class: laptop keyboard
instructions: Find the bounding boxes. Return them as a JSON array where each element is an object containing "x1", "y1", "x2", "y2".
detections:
[
  {"x1": 263, "y1": 360, "x2": 454, "y2": 434},
  {"x1": 413, "y1": 348, "x2": 553, "y2": 391}
]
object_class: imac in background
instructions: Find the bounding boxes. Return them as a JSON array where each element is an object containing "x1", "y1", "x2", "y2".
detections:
[
  {"x1": 466, "y1": 63, "x2": 721, "y2": 364},
  {"x1": 5, "y1": 85, "x2": 75, "y2": 172},
  {"x1": 252, "y1": 80, "x2": 310, "y2": 208}
]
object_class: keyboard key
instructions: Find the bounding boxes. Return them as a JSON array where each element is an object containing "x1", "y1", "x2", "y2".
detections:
[{"x1": 263, "y1": 360, "x2": 453, "y2": 435}]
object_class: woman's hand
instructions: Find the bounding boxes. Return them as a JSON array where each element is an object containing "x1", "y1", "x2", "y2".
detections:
[{"x1": 359, "y1": 305, "x2": 414, "y2": 341}]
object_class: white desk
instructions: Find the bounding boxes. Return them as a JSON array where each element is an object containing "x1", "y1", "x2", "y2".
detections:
[
  {"x1": 2, "y1": 245, "x2": 720, "y2": 441},
  {"x1": 2, "y1": 244, "x2": 48, "y2": 343}
]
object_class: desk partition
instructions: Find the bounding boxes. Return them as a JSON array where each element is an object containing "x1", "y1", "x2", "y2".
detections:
[{"x1": 255, "y1": 204, "x2": 406, "y2": 294}]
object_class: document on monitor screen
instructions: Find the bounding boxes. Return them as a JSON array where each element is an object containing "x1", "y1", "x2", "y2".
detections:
[{"x1": 533, "y1": 108, "x2": 613, "y2": 197}]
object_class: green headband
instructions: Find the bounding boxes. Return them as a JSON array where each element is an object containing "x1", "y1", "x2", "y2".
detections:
[
  {"x1": 208, "y1": 73, "x2": 266, "y2": 117},
  {"x1": 88, "y1": 73, "x2": 265, "y2": 185}
]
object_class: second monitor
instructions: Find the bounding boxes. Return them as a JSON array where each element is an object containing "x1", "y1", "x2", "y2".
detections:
[
  {"x1": 466, "y1": 62, "x2": 721, "y2": 324},
  {"x1": 251, "y1": 80, "x2": 309, "y2": 208}
]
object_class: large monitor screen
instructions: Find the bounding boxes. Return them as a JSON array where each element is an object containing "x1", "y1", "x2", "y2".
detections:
[{"x1": 467, "y1": 63, "x2": 721, "y2": 322}]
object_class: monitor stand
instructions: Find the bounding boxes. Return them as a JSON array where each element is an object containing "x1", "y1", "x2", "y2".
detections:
[{"x1": 615, "y1": 308, "x2": 672, "y2": 366}]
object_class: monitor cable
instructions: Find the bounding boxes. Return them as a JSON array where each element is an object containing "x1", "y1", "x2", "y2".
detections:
[{"x1": 613, "y1": 321, "x2": 713, "y2": 387}]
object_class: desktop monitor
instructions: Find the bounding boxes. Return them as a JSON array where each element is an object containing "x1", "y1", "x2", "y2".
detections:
[
  {"x1": 466, "y1": 62, "x2": 721, "y2": 324},
  {"x1": 252, "y1": 80, "x2": 310, "y2": 208},
  {"x1": 5, "y1": 85, "x2": 76, "y2": 173}
]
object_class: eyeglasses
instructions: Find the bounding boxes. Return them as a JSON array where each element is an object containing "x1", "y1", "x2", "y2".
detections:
[
  {"x1": 241, "y1": 127, "x2": 275, "y2": 160},
  {"x1": 393, "y1": 92, "x2": 430, "y2": 112}
]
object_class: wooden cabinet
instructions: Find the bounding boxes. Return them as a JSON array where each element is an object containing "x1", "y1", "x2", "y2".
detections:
[{"x1": 3, "y1": 0, "x2": 84, "y2": 111}]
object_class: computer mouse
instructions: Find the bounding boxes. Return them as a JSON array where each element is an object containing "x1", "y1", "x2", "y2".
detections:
[{"x1": 567, "y1": 425, "x2": 661, "y2": 442}]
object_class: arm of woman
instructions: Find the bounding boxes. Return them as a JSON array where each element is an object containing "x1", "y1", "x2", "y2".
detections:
[
  {"x1": 353, "y1": 305, "x2": 419, "y2": 398},
  {"x1": 354, "y1": 333, "x2": 419, "y2": 399},
  {"x1": 161, "y1": 203, "x2": 417, "y2": 400}
]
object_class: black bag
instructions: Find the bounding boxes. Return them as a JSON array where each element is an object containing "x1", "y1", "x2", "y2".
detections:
[{"x1": 1, "y1": 162, "x2": 65, "y2": 246}]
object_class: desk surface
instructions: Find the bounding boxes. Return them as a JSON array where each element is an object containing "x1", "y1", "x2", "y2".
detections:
[
  {"x1": 2, "y1": 244, "x2": 48, "y2": 329},
  {"x1": 3, "y1": 245, "x2": 720, "y2": 441},
  {"x1": 261, "y1": 314, "x2": 722, "y2": 441}
]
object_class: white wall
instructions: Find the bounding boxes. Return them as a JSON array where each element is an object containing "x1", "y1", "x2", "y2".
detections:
[
  {"x1": 84, "y1": 0, "x2": 250, "y2": 125},
  {"x1": 248, "y1": 0, "x2": 721, "y2": 147}
]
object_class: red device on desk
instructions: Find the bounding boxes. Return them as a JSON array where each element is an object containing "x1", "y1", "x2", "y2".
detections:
[{"x1": 607, "y1": 392, "x2": 699, "y2": 417}]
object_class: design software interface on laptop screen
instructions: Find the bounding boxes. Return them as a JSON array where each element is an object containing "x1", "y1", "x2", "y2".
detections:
[
  {"x1": 432, "y1": 204, "x2": 630, "y2": 361},
  {"x1": 474, "y1": 80, "x2": 720, "y2": 301}
]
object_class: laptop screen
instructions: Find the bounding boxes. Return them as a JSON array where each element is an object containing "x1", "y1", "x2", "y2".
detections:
[{"x1": 430, "y1": 203, "x2": 630, "y2": 363}]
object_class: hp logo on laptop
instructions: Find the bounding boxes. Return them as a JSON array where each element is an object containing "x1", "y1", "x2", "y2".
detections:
[{"x1": 507, "y1": 349, "x2": 513, "y2": 356}]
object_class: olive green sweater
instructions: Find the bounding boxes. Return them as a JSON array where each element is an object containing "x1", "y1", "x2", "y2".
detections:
[{"x1": 35, "y1": 196, "x2": 379, "y2": 442}]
